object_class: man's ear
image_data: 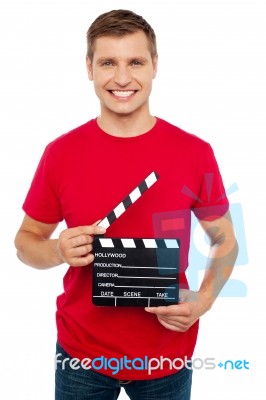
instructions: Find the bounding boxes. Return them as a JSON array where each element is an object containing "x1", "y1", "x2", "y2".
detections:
[
  {"x1": 86, "y1": 57, "x2": 93, "y2": 81},
  {"x1": 152, "y1": 54, "x2": 158, "y2": 79}
]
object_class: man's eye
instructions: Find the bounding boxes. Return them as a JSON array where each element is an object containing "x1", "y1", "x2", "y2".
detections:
[
  {"x1": 102, "y1": 61, "x2": 114, "y2": 66},
  {"x1": 131, "y1": 60, "x2": 142, "y2": 66}
]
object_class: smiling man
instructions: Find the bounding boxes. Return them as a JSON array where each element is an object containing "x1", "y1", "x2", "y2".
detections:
[
  {"x1": 86, "y1": 28, "x2": 157, "y2": 136},
  {"x1": 15, "y1": 9, "x2": 238, "y2": 400}
]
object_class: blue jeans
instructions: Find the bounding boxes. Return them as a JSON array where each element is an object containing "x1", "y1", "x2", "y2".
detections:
[{"x1": 55, "y1": 342, "x2": 192, "y2": 400}]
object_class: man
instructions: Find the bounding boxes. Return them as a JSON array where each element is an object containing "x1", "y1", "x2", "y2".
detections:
[{"x1": 15, "y1": 9, "x2": 238, "y2": 400}]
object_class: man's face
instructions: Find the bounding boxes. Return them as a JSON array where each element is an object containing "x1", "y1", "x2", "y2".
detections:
[{"x1": 86, "y1": 30, "x2": 158, "y2": 118}]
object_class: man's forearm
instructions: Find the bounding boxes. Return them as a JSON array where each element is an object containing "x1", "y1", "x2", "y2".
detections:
[
  {"x1": 199, "y1": 235, "x2": 239, "y2": 311},
  {"x1": 15, "y1": 231, "x2": 63, "y2": 270}
]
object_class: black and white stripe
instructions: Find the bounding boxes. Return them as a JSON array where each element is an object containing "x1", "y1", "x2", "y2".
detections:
[
  {"x1": 94, "y1": 237, "x2": 179, "y2": 249},
  {"x1": 99, "y1": 171, "x2": 159, "y2": 230}
]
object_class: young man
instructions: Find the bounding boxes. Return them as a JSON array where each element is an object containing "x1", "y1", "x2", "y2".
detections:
[{"x1": 15, "y1": 9, "x2": 238, "y2": 400}]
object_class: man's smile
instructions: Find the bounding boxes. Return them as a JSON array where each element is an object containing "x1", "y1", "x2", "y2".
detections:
[{"x1": 110, "y1": 90, "x2": 136, "y2": 98}]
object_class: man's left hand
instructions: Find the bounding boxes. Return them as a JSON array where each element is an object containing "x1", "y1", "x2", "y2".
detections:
[{"x1": 145, "y1": 289, "x2": 207, "y2": 332}]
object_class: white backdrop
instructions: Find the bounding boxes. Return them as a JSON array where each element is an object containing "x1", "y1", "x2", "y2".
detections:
[{"x1": 0, "y1": 0, "x2": 265, "y2": 398}]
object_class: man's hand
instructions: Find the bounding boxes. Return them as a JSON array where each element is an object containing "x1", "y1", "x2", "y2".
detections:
[
  {"x1": 15, "y1": 215, "x2": 106, "y2": 269},
  {"x1": 145, "y1": 289, "x2": 206, "y2": 332},
  {"x1": 57, "y1": 224, "x2": 106, "y2": 267}
]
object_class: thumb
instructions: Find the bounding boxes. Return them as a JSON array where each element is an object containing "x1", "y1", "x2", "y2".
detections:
[{"x1": 93, "y1": 220, "x2": 102, "y2": 226}]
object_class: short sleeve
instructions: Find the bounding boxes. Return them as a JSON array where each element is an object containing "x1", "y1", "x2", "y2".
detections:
[
  {"x1": 192, "y1": 144, "x2": 229, "y2": 221},
  {"x1": 22, "y1": 144, "x2": 63, "y2": 223}
]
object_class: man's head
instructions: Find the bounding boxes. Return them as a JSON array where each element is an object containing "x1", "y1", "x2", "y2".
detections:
[
  {"x1": 86, "y1": 10, "x2": 158, "y2": 124},
  {"x1": 86, "y1": 9, "x2": 157, "y2": 61}
]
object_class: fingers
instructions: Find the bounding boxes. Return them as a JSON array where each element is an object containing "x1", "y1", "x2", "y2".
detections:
[
  {"x1": 145, "y1": 304, "x2": 188, "y2": 316},
  {"x1": 152, "y1": 307, "x2": 196, "y2": 332},
  {"x1": 145, "y1": 297, "x2": 199, "y2": 332},
  {"x1": 144, "y1": 290, "x2": 198, "y2": 316},
  {"x1": 60, "y1": 224, "x2": 105, "y2": 240},
  {"x1": 157, "y1": 316, "x2": 190, "y2": 332},
  {"x1": 57, "y1": 223, "x2": 106, "y2": 267}
]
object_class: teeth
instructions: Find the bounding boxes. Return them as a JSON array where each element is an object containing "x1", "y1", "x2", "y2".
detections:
[{"x1": 112, "y1": 91, "x2": 135, "y2": 97}]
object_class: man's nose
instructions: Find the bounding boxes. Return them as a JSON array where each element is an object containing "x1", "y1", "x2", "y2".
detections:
[{"x1": 113, "y1": 65, "x2": 132, "y2": 87}]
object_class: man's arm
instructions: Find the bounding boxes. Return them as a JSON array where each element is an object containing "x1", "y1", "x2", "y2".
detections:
[
  {"x1": 14, "y1": 215, "x2": 106, "y2": 270},
  {"x1": 145, "y1": 211, "x2": 239, "y2": 332}
]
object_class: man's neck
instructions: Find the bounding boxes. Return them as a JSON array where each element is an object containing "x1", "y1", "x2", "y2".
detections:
[{"x1": 97, "y1": 112, "x2": 156, "y2": 138}]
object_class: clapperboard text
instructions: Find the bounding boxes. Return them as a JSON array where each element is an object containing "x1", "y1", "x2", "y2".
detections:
[
  {"x1": 93, "y1": 238, "x2": 180, "y2": 307},
  {"x1": 94, "y1": 252, "x2": 127, "y2": 258}
]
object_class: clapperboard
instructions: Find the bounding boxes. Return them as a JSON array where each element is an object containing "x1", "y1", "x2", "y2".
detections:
[{"x1": 92, "y1": 171, "x2": 180, "y2": 307}]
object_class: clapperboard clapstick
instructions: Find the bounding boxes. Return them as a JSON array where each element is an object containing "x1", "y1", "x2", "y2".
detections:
[
  {"x1": 92, "y1": 171, "x2": 180, "y2": 307},
  {"x1": 98, "y1": 171, "x2": 159, "y2": 229}
]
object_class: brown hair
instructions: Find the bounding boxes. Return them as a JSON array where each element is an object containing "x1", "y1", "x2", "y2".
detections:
[{"x1": 86, "y1": 9, "x2": 157, "y2": 60}]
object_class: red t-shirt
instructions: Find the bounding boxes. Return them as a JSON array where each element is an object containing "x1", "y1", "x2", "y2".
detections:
[{"x1": 23, "y1": 118, "x2": 228, "y2": 379}]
